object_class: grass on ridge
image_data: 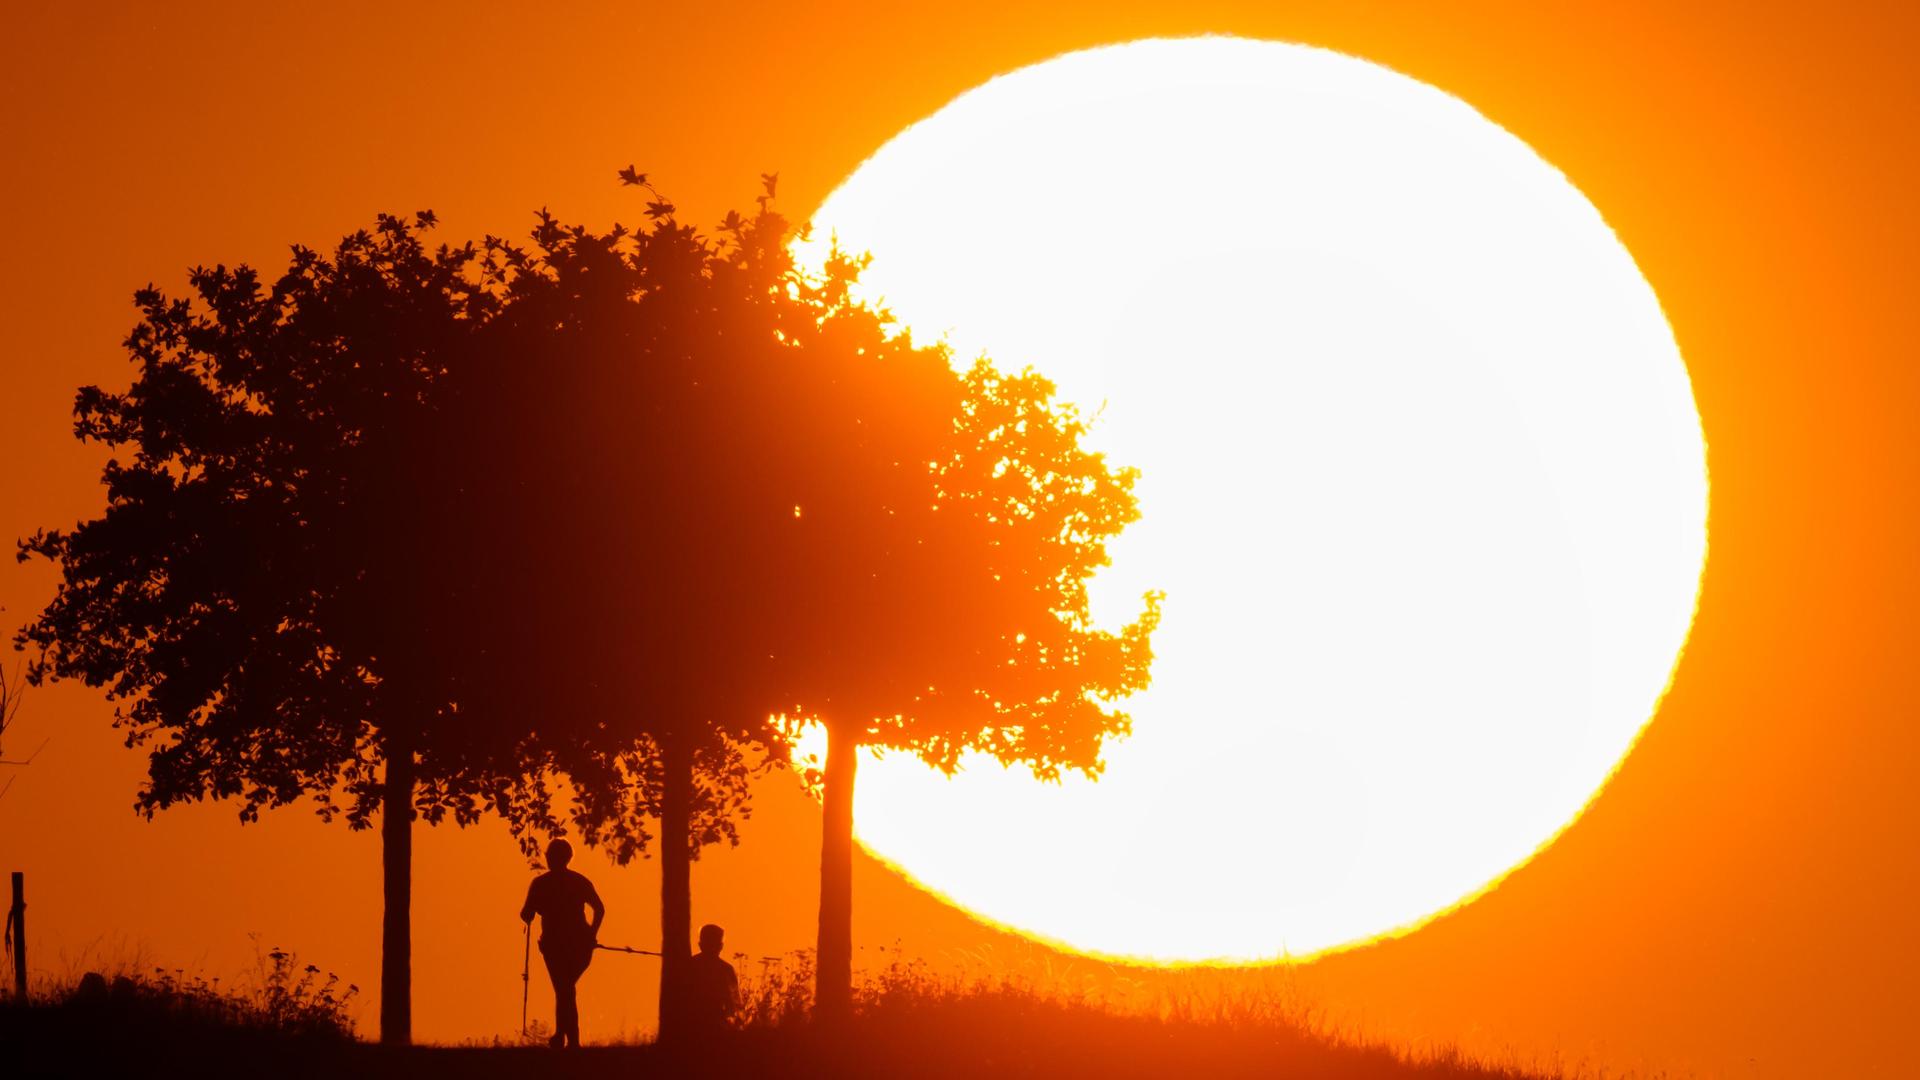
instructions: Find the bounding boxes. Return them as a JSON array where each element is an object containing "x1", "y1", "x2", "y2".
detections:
[{"x1": 3, "y1": 949, "x2": 1616, "y2": 1079}]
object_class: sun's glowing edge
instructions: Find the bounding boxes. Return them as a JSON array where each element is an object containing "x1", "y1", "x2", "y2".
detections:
[{"x1": 791, "y1": 35, "x2": 1713, "y2": 966}]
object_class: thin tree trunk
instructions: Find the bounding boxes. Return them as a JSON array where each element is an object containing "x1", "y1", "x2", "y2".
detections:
[
  {"x1": 815, "y1": 726, "x2": 857, "y2": 1021},
  {"x1": 657, "y1": 733, "x2": 694, "y2": 1044},
  {"x1": 380, "y1": 730, "x2": 416, "y2": 1046}
]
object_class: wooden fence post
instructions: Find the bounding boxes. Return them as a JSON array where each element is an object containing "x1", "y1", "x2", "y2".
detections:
[{"x1": 8, "y1": 871, "x2": 23, "y2": 1001}]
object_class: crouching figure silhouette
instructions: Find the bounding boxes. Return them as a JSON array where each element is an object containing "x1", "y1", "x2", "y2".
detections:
[{"x1": 687, "y1": 923, "x2": 739, "y2": 1038}]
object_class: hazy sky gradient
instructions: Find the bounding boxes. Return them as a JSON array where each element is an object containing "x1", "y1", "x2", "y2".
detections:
[{"x1": 2, "y1": 4, "x2": 1914, "y2": 1077}]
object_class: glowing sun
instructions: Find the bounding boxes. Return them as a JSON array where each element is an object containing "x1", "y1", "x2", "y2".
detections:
[{"x1": 794, "y1": 37, "x2": 1708, "y2": 961}]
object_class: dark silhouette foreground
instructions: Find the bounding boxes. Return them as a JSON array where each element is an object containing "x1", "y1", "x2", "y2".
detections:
[
  {"x1": 0, "y1": 970, "x2": 1566, "y2": 1080},
  {"x1": 519, "y1": 839, "x2": 604, "y2": 1048},
  {"x1": 687, "y1": 923, "x2": 739, "y2": 1040},
  {"x1": 15, "y1": 170, "x2": 1161, "y2": 1048}
]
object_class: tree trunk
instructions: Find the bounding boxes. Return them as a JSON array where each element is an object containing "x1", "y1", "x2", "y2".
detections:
[
  {"x1": 657, "y1": 733, "x2": 694, "y2": 1044},
  {"x1": 815, "y1": 726, "x2": 858, "y2": 1021},
  {"x1": 380, "y1": 731, "x2": 416, "y2": 1046}
]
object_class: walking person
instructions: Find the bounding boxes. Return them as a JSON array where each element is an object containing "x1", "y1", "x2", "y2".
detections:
[{"x1": 519, "y1": 838, "x2": 605, "y2": 1048}]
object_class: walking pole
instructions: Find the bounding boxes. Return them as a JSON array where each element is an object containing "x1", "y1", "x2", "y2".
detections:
[
  {"x1": 520, "y1": 921, "x2": 531, "y2": 1038},
  {"x1": 594, "y1": 943, "x2": 662, "y2": 957}
]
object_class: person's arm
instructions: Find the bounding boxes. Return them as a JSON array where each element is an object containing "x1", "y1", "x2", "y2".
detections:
[
  {"x1": 586, "y1": 881, "x2": 605, "y2": 940},
  {"x1": 519, "y1": 878, "x2": 538, "y2": 924}
]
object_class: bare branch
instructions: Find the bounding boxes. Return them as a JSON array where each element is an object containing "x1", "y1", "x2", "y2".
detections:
[
  {"x1": 0, "y1": 736, "x2": 48, "y2": 767},
  {"x1": 0, "y1": 653, "x2": 33, "y2": 800}
]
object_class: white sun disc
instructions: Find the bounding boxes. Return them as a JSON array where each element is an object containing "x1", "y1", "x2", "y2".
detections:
[{"x1": 796, "y1": 37, "x2": 1708, "y2": 961}]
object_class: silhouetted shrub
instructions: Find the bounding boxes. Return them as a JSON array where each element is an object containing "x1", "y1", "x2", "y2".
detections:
[
  {"x1": 699, "y1": 951, "x2": 1570, "y2": 1079},
  {"x1": 2, "y1": 949, "x2": 1581, "y2": 1079},
  {"x1": 32, "y1": 946, "x2": 355, "y2": 1041}
]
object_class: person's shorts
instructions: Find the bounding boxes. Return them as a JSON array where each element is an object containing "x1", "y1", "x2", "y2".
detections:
[{"x1": 539, "y1": 937, "x2": 595, "y2": 974}]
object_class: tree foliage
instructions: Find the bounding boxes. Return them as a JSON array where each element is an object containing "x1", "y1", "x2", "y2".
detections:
[
  {"x1": 759, "y1": 239, "x2": 1162, "y2": 1015},
  {"x1": 13, "y1": 214, "x2": 555, "y2": 826},
  {"x1": 16, "y1": 168, "x2": 1160, "y2": 1035},
  {"x1": 408, "y1": 178, "x2": 802, "y2": 863},
  {"x1": 407, "y1": 170, "x2": 1158, "y2": 1026},
  {"x1": 13, "y1": 213, "x2": 548, "y2": 1043}
]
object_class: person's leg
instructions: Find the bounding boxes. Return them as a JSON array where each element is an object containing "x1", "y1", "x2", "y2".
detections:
[
  {"x1": 564, "y1": 947, "x2": 593, "y2": 1046},
  {"x1": 543, "y1": 948, "x2": 575, "y2": 1048},
  {"x1": 559, "y1": 976, "x2": 579, "y2": 1046}
]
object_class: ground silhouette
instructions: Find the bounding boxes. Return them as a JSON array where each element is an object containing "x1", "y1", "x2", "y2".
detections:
[{"x1": 0, "y1": 965, "x2": 1567, "y2": 1080}]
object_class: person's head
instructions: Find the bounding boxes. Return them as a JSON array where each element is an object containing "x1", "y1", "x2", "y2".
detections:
[
  {"x1": 545, "y1": 837, "x2": 573, "y2": 871},
  {"x1": 699, "y1": 923, "x2": 724, "y2": 955}
]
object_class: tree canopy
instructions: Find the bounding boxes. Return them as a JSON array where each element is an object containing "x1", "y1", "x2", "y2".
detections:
[
  {"x1": 16, "y1": 214, "x2": 531, "y2": 827},
  {"x1": 365, "y1": 177, "x2": 818, "y2": 1038},
  {"x1": 14, "y1": 214, "x2": 551, "y2": 1043},
  {"x1": 757, "y1": 254, "x2": 1162, "y2": 1016},
  {"x1": 19, "y1": 170, "x2": 1160, "y2": 1038},
  {"x1": 392, "y1": 171, "x2": 1158, "y2": 1026}
]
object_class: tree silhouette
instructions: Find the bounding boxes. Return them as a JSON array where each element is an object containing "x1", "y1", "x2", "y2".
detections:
[
  {"x1": 406, "y1": 180, "x2": 800, "y2": 1042},
  {"x1": 758, "y1": 259, "x2": 1162, "y2": 1019},
  {"x1": 420, "y1": 177, "x2": 1159, "y2": 1027},
  {"x1": 13, "y1": 215, "x2": 551, "y2": 1044},
  {"x1": 17, "y1": 174, "x2": 1158, "y2": 1044}
]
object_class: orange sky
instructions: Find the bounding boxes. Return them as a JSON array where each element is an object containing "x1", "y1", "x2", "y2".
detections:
[{"x1": 3, "y1": 3, "x2": 1916, "y2": 1076}]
